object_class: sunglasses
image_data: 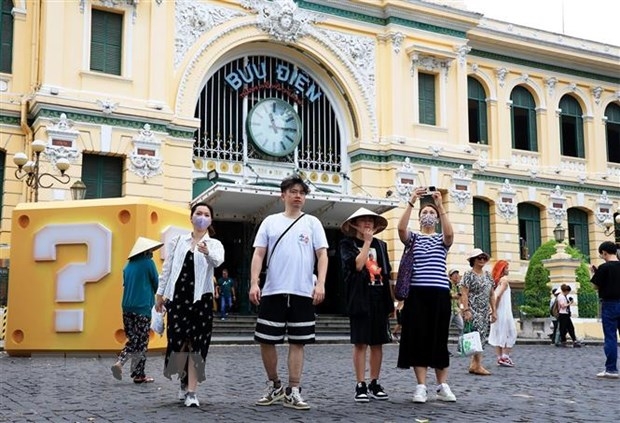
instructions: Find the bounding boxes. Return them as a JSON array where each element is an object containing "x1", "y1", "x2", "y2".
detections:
[{"x1": 475, "y1": 256, "x2": 489, "y2": 261}]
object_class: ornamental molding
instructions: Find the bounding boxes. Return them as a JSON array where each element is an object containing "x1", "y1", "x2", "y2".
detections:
[
  {"x1": 175, "y1": 0, "x2": 245, "y2": 69},
  {"x1": 242, "y1": 0, "x2": 320, "y2": 44},
  {"x1": 43, "y1": 113, "x2": 81, "y2": 167},
  {"x1": 591, "y1": 86, "x2": 603, "y2": 105},
  {"x1": 449, "y1": 165, "x2": 472, "y2": 210},
  {"x1": 497, "y1": 179, "x2": 517, "y2": 221},
  {"x1": 411, "y1": 53, "x2": 452, "y2": 82},
  {"x1": 545, "y1": 76, "x2": 558, "y2": 97},
  {"x1": 547, "y1": 185, "x2": 567, "y2": 225},
  {"x1": 129, "y1": 124, "x2": 163, "y2": 180},
  {"x1": 96, "y1": 99, "x2": 119, "y2": 115},
  {"x1": 80, "y1": 0, "x2": 139, "y2": 23},
  {"x1": 394, "y1": 158, "x2": 417, "y2": 202},
  {"x1": 455, "y1": 45, "x2": 471, "y2": 67},
  {"x1": 175, "y1": 0, "x2": 379, "y2": 142},
  {"x1": 594, "y1": 190, "x2": 614, "y2": 227},
  {"x1": 377, "y1": 31, "x2": 405, "y2": 54},
  {"x1": 496, "y1": 67, "x2": 508, "y2": 87}
]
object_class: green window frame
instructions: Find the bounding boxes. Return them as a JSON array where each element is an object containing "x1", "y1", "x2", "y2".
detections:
[
  {"x1": 90, "y1": 9, "x2": 123, "y2": 76},
  {"x1": 0, "y1": 0, "x2": 14, "y2": 73},
  {"x1": 605, "y1": 103, "x2": 620, "y2": 163},
  {"x1": 473, "y1": 198, "x2": 491, "y2": 255},
  {"x1": 518, "y1": 203, "x2": 541, "y2": 260},
  {"x1": 467, "y1": 77, "x2": 488, "y2": 144},
  {"x1": 559, "y1": 95, "x2": 585, "y2": 158},
  {"x1": 418, "y1": 72, "x2": 436, "y2": 125},
  {"x1": 511, "y1": 86, "x2": 538, "y2": 152},
  {"x1": 567, "y1": 208, "x2": 590, "y2": 262},
  {"x1": 81, "y1": 153, "x2": 123, "y2": 199}
]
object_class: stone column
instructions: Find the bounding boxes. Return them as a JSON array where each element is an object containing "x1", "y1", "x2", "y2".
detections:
[{"x1": 543, "y1": 243, "x2": 581, "y2": 316}]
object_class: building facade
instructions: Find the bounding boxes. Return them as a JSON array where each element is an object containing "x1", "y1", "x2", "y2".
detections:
[{"x1": 1, "y1": 0, "x2": 619, "y2": 313}]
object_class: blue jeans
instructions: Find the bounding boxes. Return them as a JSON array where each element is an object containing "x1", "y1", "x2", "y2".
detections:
[
  {"x1": 601, "y1": 300, "x2": 620, "y2": 373},
  {"x1": 220, "y1": 295, "x2": 233, "y2": 318}
]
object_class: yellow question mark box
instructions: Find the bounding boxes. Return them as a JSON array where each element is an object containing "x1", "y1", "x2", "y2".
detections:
[{"x1": 5, "y1": 197, "x2": 191, "y2": 356}]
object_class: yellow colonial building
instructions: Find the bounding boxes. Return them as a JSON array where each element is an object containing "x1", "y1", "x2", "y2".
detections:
[{"x1": 1, "y1": 0, "x2": 619, "y2": 316}]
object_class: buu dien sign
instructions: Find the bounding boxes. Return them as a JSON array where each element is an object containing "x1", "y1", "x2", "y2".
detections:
[{"x1": 225, "y1": 60, "x2": 323, "y2": 102}]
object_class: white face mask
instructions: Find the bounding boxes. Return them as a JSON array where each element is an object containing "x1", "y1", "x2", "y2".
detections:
[
  {"x1": 192, "y1": 215, "x2": 211, "y2": 231},
  {"x1": 420, "y1": 214, "x2": 438, "y2": 228}
]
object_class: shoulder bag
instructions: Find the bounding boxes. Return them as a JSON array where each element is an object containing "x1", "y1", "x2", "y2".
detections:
[
  {"x1": 394, "y1": 232, "x2": 416, "y2": 301},
  {"x1": 259, "y1": 213, "x2": 305, "y2": 287}
]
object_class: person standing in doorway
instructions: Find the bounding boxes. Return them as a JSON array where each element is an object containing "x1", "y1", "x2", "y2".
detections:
[
  {"x1": 339, "y1": 207, "x2": 393, "y2": 403},
  {"x1": 216, "y1": 268, "x2": 236, "y2": 320},
  {"x1": 111, "y1": 237, "x2": 163, "y2": 384},
  {"x1": 249, "y1": 175, "x2": 328, "y2": 410},
  {"x1": 448, "y1": 269, "x2": 464, "y2": 355},
  {"x1": 590, "y1": 241, "x2": 620, "y2": 378}
]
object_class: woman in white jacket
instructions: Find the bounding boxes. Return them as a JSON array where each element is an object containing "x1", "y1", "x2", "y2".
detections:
[{"x1": 155, "y1": 202, "x2": 224, "y2": 407}]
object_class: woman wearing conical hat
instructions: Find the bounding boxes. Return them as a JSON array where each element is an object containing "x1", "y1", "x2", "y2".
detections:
[
  {"x1": 339, "y1": 207, "x2": 394, "y2": 403},
  {"x1": 111, "y1": 236, "x2": 163, "y2": 384}
]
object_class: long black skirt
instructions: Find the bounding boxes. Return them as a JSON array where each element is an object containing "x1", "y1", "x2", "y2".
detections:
[{"x1": 397, "y1": 286, "x2": 451, "y2": 370}]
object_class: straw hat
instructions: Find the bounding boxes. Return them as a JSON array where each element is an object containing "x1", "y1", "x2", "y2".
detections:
[
  {"x1": 340, "y1": 207, "x2": 388, "y2": 237},
  {"x1": 128, "y1": 237, "x2": 164, "y2": 259},
  {"x1": 468, "y1": 248, "x2": 490, "y2": 260}
]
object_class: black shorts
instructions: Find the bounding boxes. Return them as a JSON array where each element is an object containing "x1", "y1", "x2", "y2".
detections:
[{"x1": 254, "y1": 294, "x2": 316, "y2": 345}]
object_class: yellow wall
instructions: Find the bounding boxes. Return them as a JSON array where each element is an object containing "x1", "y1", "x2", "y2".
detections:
[{"x1": 4, "y1": 197, "x2": 191, "y2": 355}]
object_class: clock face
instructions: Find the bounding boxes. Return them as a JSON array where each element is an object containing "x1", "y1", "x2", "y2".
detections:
[{"x1": 247, "y1": 98, "x2": 302, "y2": 157}]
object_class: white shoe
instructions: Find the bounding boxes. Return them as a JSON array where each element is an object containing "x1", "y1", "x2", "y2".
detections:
[
  {"x1": 412, "y1": 384, "x2": 427, "y2": 403},
  {"x1": 283, "y1": 387, "x2": 310, "y2": 410},
  {"x1": 597, "y1": 370, "x2": 619, "y2": 379},
  {"x1": 178, "y1": 388, "x2": 187, "y2": 401},
  {"x1": 436, "y1": 383, "x2": 457, "y2": 402},
  {"x1": 184, "y1": 392, "x2": 200, "y2": 407}
]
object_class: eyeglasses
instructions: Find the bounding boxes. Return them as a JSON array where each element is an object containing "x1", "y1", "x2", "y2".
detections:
[{"x1": 475, "y1": 256, "x2": 489, "y2": 261}]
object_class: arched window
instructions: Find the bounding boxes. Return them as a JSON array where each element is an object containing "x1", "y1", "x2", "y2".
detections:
[
  {"x1": 568, "y1": 208, "x2": 590, "y2": 261},
  {"x1": 511, "y1": 86, "x2": 538, "y2": 152},
  {"x1": 559, "y1": 95, "x2": 585, "y2": 158},
  {"x1": 518, "y1": 203, "x2": 541, "y2": 260},
  {"x1": 605, "y1": 103, "x2": 620, "y2": 163},
  {"x1": 0, "y1": 0, "x2": 14, "y2": 73},
  {"x1": 194, "y1": 55, "x2": 342, "y2": 174},
  {"x1": 473, "y1": 198, "x2": 491, "y2": 254},
  {"x1": 467, "y1": 77, "x2": 488, "y2": 144}
]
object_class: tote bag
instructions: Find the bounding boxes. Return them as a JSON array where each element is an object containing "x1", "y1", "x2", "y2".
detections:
[
  {"x1": 459, "y1": 322, "x2": 483, "y2": 356},
  {"x1": 394, "y1": 233, "x2": 416, "y2": 301}
]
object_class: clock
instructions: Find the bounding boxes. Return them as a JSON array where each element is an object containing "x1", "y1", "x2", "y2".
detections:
[{"x1": 247, "y1": 98, "x2": 302, "y2": 157}]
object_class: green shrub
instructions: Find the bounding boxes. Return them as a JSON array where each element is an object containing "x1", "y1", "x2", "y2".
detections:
[{"x1": 521, "y1": 240, "x2": 598, "y2": 318}]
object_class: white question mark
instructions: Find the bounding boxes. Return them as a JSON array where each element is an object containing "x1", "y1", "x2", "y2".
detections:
[{"x1": 34, "y1": 223, "x2": 112, "y2": 332}]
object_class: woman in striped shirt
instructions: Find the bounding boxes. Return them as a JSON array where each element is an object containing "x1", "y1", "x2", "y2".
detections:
[{"x1": 396, "y1": 187, "x2": 455, "y2": 404}]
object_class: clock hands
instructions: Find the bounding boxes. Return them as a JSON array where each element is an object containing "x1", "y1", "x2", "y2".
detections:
[{"x1": 268, "y1": 113, "x2": 279, "y2": 134}]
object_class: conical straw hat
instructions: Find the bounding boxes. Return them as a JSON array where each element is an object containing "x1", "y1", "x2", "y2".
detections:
[
  {"x1": 340, "y1": 207, "x2": 388, "y2": 237},
  {"x1": 128, "y1": 237, "x2": 164, "y2": 259}
]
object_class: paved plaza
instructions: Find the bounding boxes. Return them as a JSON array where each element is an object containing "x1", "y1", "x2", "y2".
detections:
[{"x1": 0, "y1": 342, "x2": 617, "y2": 423}]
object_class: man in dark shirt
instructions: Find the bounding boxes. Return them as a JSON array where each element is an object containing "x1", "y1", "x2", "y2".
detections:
[{"x1": 590, "y1": 241, "x2": 620, "y2": 379}]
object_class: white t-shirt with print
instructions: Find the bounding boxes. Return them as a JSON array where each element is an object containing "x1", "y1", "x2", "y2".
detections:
[{"x1": 254, "y1": 212, "x2": 328, "y2": 298}]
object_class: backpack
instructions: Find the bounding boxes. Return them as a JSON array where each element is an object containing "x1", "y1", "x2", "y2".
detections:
[{"x1": 550, "y1": 298, "x2": 559, "y2": 318}]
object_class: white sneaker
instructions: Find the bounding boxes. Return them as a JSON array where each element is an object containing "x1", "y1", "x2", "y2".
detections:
[
  {"x1": 436, "y1": 383, "x2": 457, "y2": 402},
  {"x1": 597, "y1": 370, "x2": 619, "y2": 379},
  {"x1": 184, "y1": 392, "x2": 200, "y2": 407},
  {"x1": 283, "y1": 387, "x2": 310, "y2": 410},
  {"x1": 412, "y1": 384, "x2": 427, "y2": 403}
]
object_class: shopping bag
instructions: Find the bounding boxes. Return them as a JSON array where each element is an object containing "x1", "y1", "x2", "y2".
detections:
[
  {"x1": 150, "y1": 305, "x2": 165, "y2": 336},
  {"x1": 459, "y1": 330, "x2": 483, "y2": 356}
]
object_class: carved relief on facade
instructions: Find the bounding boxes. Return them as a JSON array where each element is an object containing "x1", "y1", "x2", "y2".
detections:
[
  {"x1": 547, "y1": 185, "x2": 567, "y2": 225},
  {"x1": 129, "y1": 124, "x2": 163, "y2": 180},
  {"x1": 44, "y1": 113, "x2": 81, "y2": 167},
  {"x1": 497, "y1": 179, "x2": 517, "y2": 221},
  {"x1": 449, "y1": 165, "x2": 472, "y2": 210}
]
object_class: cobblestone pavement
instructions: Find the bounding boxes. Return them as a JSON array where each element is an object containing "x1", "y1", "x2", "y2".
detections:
[{"x1": 0, "y1": 342, "x2": 617, "y2": 423}]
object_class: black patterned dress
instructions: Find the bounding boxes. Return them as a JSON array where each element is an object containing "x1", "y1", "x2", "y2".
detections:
[
  {"x1": 163, "y1": 250, "x2": 213, "y2": 383},
  {"x1": 460, "y1": 270, "x2": 494, "y2": 345}
]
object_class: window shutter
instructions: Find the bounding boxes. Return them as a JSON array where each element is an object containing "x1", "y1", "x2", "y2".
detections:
[
  {"x1": 473, "y1": 199, "x2": 491, "y2": 254},
  {"x1": 528, "y1": 108, "x2": 538, "y2": 151},
  {"x1": 0, "y1": 0, "x2": 14, "y2": 73},
  {"x1": 81, "y1": 154, "x2": 123, "y2": 199},
  {"x1": 418, "y1": 73, "x2": 436, "y2": 125},
  {"x1": 90, "y1": 9, "x2": 122, "y2": 75}
]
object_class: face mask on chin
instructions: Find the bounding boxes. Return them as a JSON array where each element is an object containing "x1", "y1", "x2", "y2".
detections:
[
  {"x1": 192, "y1": 215, "x2": 211, "y2": 231},
  {"x1": 419, "y1": 214, "x2": 438, "y2": 228}
]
